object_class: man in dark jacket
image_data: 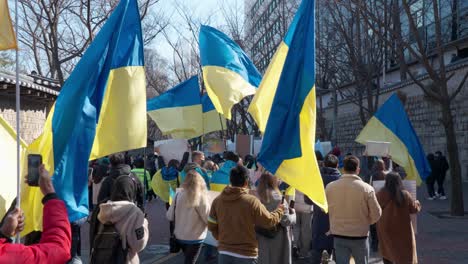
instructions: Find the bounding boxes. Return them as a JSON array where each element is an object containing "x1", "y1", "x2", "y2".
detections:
[
  {"x1": 434, "y1": 151, "x2": 449, "y2": 199},
  {"x1": 311, "y1": 154, "x2": 341, "y2": 264},
  {"x1": 0, "y1": 165, "x2": 71, "y2": 263},
  {"x1": 97, "y1": 152, "x2": 145, "y2": 211}
]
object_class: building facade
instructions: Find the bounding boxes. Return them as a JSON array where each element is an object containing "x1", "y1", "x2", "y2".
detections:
[{"x1": 0, "y1": 70, "x2": 59, "y2": 143}]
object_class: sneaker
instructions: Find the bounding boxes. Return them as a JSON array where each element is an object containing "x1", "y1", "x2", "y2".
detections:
[
  {"x1": 439, "y1": 195, "x2": 447, "y2": 200},
  {"x1": 435, "y1": 192, "x2": 441, "y2": 198},
  {"x1": 427, "y1": 196, "x2": 436, "y2": 200}
]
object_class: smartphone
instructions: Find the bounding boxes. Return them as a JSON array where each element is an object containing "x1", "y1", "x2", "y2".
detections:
[
  {"x1": 289, "y1": 200, "x2": 295, "y2": 209},
  {"x1": 27, "y1": 154, "x2": 42, "y2": 186}
]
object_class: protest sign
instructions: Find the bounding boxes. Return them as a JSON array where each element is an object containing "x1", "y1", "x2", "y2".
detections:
[
  {"x1": 365, "y1": 141, "x2": 391, "y2": 157},
  {"x1": 155, "y1": 139, "x2": 189, "y2": 164}
]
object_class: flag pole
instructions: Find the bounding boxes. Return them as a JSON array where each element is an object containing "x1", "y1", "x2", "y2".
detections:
[{"x1": 14, "y1": 0, "x2": 22, "y2": 243}]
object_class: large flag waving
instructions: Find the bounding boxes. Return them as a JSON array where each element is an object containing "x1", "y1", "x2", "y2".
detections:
[
  {"x1": 0, "y1": 115, "x2": 27, "y2": 217},
  {"x1": 0, "y1": 0, "x2": 17, "y2": 50},
  {"x1": 22, "y1": 0, "x2": 147, "y2": 233},
  {"x1": 147, "y1": 76, "x2": 203, "y2": 138},
  {"x1": 201, "y1": 93, "x2": 226, "y2": 135},
  {"x1": 199, "y1": 25, "x2": 261, "y2": 119},
  {"x1": 356, "y1": 94, "x2": 431, "y2": 185},
  {"x1": 249, "y1": 0, "x2": 327, "y2": 211}
]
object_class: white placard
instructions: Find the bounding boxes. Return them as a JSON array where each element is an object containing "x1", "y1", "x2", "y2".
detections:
[
  {"x1": 365, "y1": 141, "x2": 391, "y2": 157},
  {"x1": 155, "y1": 139, "x2": 189, "y2": 164}
]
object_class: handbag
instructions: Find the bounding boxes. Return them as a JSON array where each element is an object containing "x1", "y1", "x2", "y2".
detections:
[{"x1": 169, "y1": 193, "x2": 181, "y2": 253}]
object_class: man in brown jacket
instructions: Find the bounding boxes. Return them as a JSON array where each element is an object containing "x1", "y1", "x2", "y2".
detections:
[
  {"x1": 208, "y1": 165, "x2": 285, "y2": 263},
  {"x1": 326, "y1": 155, "x2": 382, "y2": 264}
]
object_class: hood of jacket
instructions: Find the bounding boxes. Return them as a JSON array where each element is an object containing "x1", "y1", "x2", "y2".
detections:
[
  {"x1": 219, "y1": 186, "x2": 250, "y2": 201},
  {"x1": 161, "y1": 166, "x2": 179, "y2": 181},
  {"x1": 109, "y1": 164, "x2": 132, "y2": 179},
  {"x1": 321, "y1": 167, "x2": 341, "y2": 177},
  {"x1": 98, "y1": 200, "x2": 138, "y2": 224}
]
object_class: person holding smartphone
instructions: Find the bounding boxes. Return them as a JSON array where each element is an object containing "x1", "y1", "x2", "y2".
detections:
[{"x1": 0, "y1": 165, "x2": 72, "y2": 263}]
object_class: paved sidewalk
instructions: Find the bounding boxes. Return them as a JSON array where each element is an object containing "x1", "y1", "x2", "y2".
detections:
[{"x1": 78, "y1": 181, "x2": 468, "y2": 264}]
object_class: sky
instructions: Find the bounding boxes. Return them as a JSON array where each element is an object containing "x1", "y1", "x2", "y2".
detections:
[{"x1": 151, "y1": 0, "x2": 244, "y2": 60}]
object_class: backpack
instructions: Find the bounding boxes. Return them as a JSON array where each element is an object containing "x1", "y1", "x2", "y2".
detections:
[{"x1": 90, "y1": 221, "x2": 128, "y2": 264}]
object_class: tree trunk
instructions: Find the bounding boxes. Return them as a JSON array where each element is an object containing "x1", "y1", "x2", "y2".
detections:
[{"x1": 440, "y1": 100, "x2": 465, "y2": 216}]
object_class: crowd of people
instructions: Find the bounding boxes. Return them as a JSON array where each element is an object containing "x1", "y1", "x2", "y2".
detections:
[{"x1": 0, "y1": 145, "x2": 444, "y2": 264}]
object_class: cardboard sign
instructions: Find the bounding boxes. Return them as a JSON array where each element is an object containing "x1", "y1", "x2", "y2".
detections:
[{"x1": 365, "y1": 141, "x2": 391, "y2": 157}]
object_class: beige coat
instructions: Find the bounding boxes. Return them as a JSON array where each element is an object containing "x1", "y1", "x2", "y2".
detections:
[
  {"x1": 377, "y1": 189, "x2": 421, "y2": 264},
  {"x1": 326, "y1": 174, "x2": 382, "y2": 237},
  {"x1": 99, "y1": 201, "x2": 149, "y2": 264}
]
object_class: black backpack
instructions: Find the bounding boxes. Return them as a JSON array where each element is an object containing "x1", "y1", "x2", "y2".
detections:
[{"x1": 90, "y1": 220, "x2": 128, "y2": 264}]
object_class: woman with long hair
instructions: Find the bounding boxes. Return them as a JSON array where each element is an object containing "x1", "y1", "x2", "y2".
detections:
[
  {"x1": 256, "y1": 173, "x2": 296, "y2": 264},
  {"x1": 376, "y1": 172, "x2": 421, "y2": 264},
  {"x1": 166, "y1": 170, "x2": 210, "y2": 264}
]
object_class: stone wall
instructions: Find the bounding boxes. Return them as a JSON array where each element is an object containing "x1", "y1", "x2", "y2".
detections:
[
  {"x1": 319, "y1": 68, "x2": 468, "y2": 181},
  {"x1": 0, "y1": 96, "x2": 50, "y2": 144}
]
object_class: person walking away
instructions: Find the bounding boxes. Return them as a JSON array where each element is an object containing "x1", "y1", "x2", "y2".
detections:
[
  {"x1": 376, "y1": 172, "x2": 421, "y2": 264},
  {"x1": 208, "y1": 165, "x2": 285, "y2": 264},
  {"x1": 426, "y1": 154, "x2": 437, "y2": 200},
  {"x1": 434, "y1": 151, "x2": 449, "y2": 200},
  {"x1": 166, "y1": 170, "x2": 210, "y2": 264},
  {"x1": 369, "y1": 159, "x2": 387, "y2": 252},
  {"x1": 94, "y1": 175, "x2": 149, "y2": 264},
  {"x1": 310, "y1": 154, "x2": 341, "y2": 264},
  {"x1": 292, "y1": 189, "x2": 312, "y2": 259},
  {"x1": 210, "y1": 151, "x2": 241, "y2": 192},
  {"x1": 256, "y1": 173, "x2": 296, "y2": 264},
  {"x1": 0, "y1": 165, "x2": 71, "y2": 263},
  {"x1": 98, "y1": 153, "x2": 144, "y2": 211},
  {"x1": 326, "y1": 155, "x2": 382, "y2": 264},
  {"x1": 131, "y1": 158, "x2": 152, "y2": 202}
]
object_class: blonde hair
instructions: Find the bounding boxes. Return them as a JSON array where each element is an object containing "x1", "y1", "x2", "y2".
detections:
[
  {"x1": 257, "y1": 172, "x2": 281, "y2": 204},
  {"x1": 182, "y1": 170, "x2": 207, "y2": 207}
]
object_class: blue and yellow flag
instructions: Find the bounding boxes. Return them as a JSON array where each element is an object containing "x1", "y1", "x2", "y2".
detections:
[
  {"x1": 22, "y1": 0, "x2": 147, "y2": 233},
  {"x1": 356, "y1": 94, "x2": 431, "y2": 185},
  {"x1": 199, "y1": 25, "x2": 261, "y2": 119},
  {"x1": 249, "y1": 0, "x2": 327, "y2": 211},
  {"x1": 147, "y1": 76, "x2": 203, "y2": 139},
  {"x1": 0, "y1": 115, "x2": 27, "y2": 217},
  {"x1": 0, "y1": 0, "x2": 17, "y2": 50},
  {"x1": 202, "y1": 93, "x2": 226, "y2": 135}
]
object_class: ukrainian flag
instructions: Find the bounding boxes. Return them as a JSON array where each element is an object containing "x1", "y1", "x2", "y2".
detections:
[
  {"x1": 249, "y1": 0, "x2": 327, "y2": 211},
  {"x1": 0, "y1": 0, "x2": 17, "y2": 50},
  {"x1": 202, "y1": 93, "x2": 226, "y2": 135},
  {"x1": 199, "y1": 25, "x2": 262, "y2": 120},
  {"x1": 147, "y1": 76, "x2": 203, "y2": 139},
  {"x1": 210, "y1": 160, "x2": 238, "y2": 192},
  {"x1": 0, "y1": 115, "x2": 27, "y2": 217},
  {"x1": 356, "y1": 94, "x2": 431, "y2": 184},
  {"x1": 21, "y1": 0, "x2": 147, "y2": 233}
]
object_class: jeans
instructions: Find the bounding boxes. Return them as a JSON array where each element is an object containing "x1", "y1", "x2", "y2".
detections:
[
  {"x1": 436, "y1": 173, "x2": 446, "y2": 196},
  {"x1": 218, "y1": 254, "x2": 258, "y2": 264},
  {"x1": 181, "y1": 243, "x2": 203, "y2": 264},
  {"x1": 334, "y1": 237, "x2": 369, "y2": 264}
]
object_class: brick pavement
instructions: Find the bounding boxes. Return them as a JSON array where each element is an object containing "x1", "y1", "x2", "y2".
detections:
[{"x1": 78, "y1": 181, "x2": 468, "y2": 263}]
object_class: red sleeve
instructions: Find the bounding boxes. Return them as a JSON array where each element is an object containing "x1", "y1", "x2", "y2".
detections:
[{"x1": 0, "y1": 199, "x2": 71, "y2": 264}]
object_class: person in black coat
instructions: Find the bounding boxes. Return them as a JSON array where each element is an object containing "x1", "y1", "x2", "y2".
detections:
[
  {"x1": 434, "y1": 151, "x2": 449, "y2": 199},
  {"x1": 310, "y1": 154, "x2": 341, "y2": 264}
]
